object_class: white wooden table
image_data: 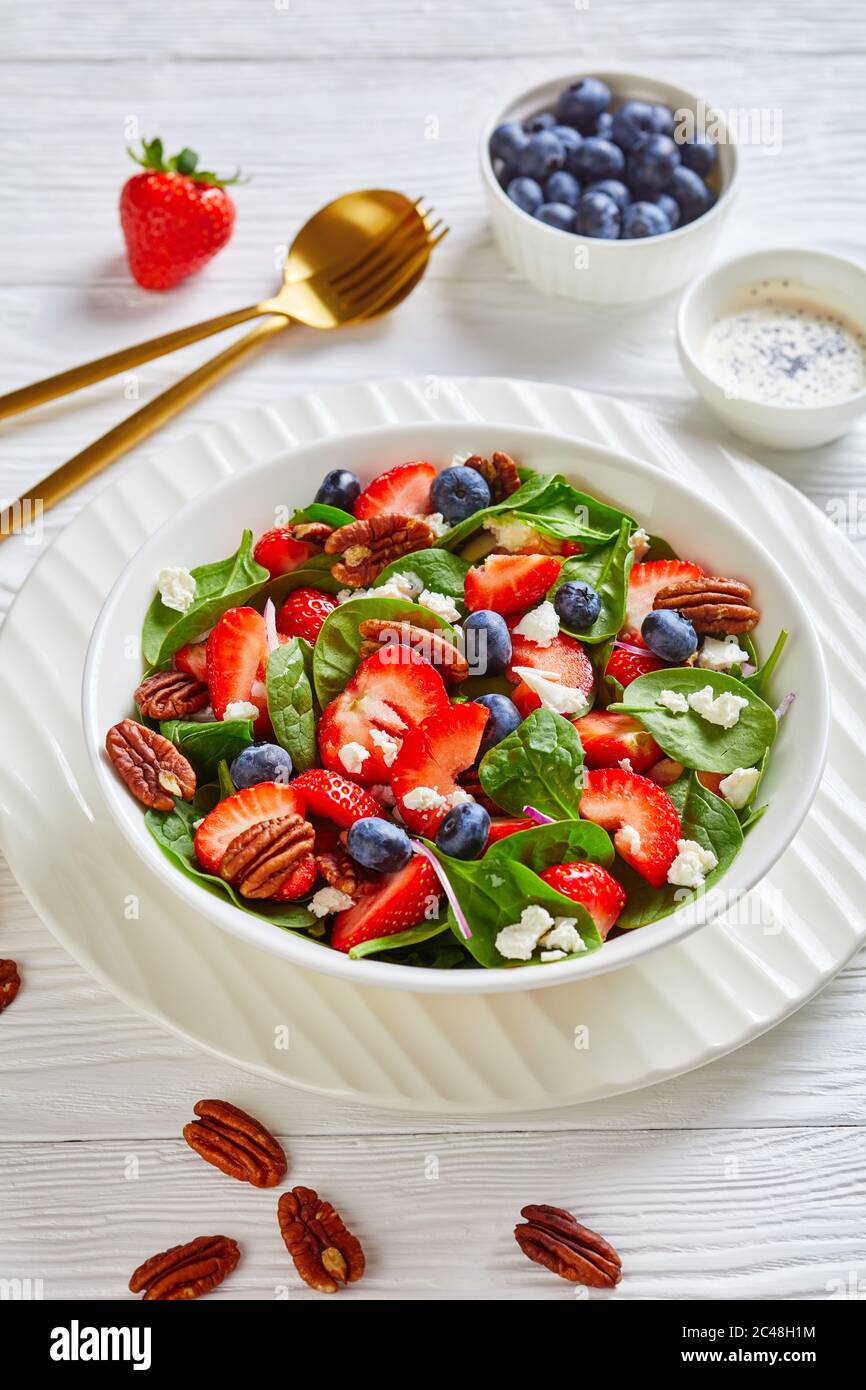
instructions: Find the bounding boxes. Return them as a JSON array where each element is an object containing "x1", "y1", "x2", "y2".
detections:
[{"x1": 2, "y1": 0, "x2": 864, "y2": 1301}]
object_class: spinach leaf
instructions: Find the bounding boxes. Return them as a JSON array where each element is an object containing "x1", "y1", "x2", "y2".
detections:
[
  {"x1": 348, "y1": 920, "x2": 450, "y2": 960},
  {"x1": 217, "y1": 759, "x2": 236, "y2": 800},
  {"x1": 478, "y1": 709, "x2": 584, "y2": 818},
  {"x1": 144, "y1": 800, "x2": 318, "y2": 932},
  {"x1": 291, "y1": 502, "x2": 354, "y2": 529},
  {"x1": 744, "y1": 629, "x2": 788, "y2": 697},
  {"x1": 160, "y1": 717, "x2": 253, "y2": 783},
  {"x1": 614, "y1": 772, "x2": 743, "y2": 929},
  {"x1": 374, "y1": 548, "x2": 470, "y2": 604},
  {"x1": 142, "y1": 531, "x2": 268, "y2": 667},
  {"x1": 610, "y1": 668, "x2": 777, "y2": 773},
  {"x1": 548, "y1": 518, "x2": 634, "y2": 643},
  {"x1": 263, "y1": 553, "x2": 343, "y2": 603},
  {"x1": 312, "y1": 595, "x2": 456, "y2": 708},
  {"x1": 485, "y1": 818, "x2": 614, "y2": 872},
  {"x1": 589, "y1": 637, "x2": 621, "y2": 708},
  {"x1": 441, "y1": 472, "x2": 632, "y2": 552},
  {"x1": 266, "y1": 638, "x2": 317, "y2": 772}
]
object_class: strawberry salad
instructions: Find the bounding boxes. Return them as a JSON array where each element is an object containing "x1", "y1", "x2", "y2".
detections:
[{"x1": 105, "y1": 452, "x2": 789, "y2": 969}]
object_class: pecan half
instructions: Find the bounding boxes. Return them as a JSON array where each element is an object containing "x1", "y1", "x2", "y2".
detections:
[
  {"x1": 278, "y1": 1186, "x2": 365, "y2": 1294},
  {"x1": 515, "y1": 1205, "x2": 622, "y2": 1287},
  {"x1": 183, "y1": 1098, "x2": 287, "y2": 1187},
  {"x1": 315, "y1": 834, "x2": 376, "y2": 898},
  {"x1": 129, "y1": 1234, "x2": 240, "y2": 1300},
  {"x1": 358, "y1": 617, "x2": 468, "y2": 685},
  {"x1": 0, "y1": 959, "x2": 21, "y2": 1012},
  {"x1": 105, "y1": 719, "x2": 196, "y2": 811},
  {"x1": 465, "y1": 450, "x2": 521, "y2": 503},
  {"x1": 325, "y1": 515, "x2": 434, "y2": 587},
  {"x1": 219, "y1": 813, "x2": 315, "y2": 899},
  {"x1": 292, "y1": 521, "x2": 333, "y2": 545},
  {"x1": 134, "y1": 669, "x2": 209, "y2": 720},
  {"x1": 653, "y1": 576, "x2": 759, "y2": 634}
]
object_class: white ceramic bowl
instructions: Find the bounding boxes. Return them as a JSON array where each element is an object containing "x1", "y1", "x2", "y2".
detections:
[
  {"x1": 677, "y1": 247, "x2": 866, "y2": 449},
  {"x1": 83, "y1": 420, "x2": 829, "y2": 994},
  {"x1": 480, "y1": 69, "x2": 739, "y2": 304}
]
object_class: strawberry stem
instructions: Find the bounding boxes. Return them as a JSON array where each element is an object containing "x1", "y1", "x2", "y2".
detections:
[{"x1": 126, "y1": 136, "x2": 247, "y2": 187}]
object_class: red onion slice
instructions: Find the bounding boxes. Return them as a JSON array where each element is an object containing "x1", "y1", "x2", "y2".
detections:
[
  {"x1": 522, "y1": 804, "x2": 555, "y2": 825},
  {"x1": 775, "y1": 691, "x2": 796, "y2": 720},
  {"x1": 263, "y1": 598, "x2": 279, "y2": 654},
  {"x1": 613, "y1": 639, "x2": 649, "y2": 657},
  {"x1": 411, "y1": 842, "x2": 472, "y2": 940}
]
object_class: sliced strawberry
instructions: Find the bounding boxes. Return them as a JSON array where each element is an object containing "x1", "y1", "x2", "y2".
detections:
[
  {"x1": 573, "y1": 710, "x2": 661, "y2": 774},
  {"x1": 194, "y1": 782, "x2": 306, "y2": 875},
  {"x1": 206, "y1": 606, "x2": 270, "y2": 734},
  {"x1": 697, "y1": 770, "x2": 725, "y2": 796},
  {"x1": 276, "y1": 587, "x2": 337, "y2": 644},
  {"x1": 331, "y1": 856, "x2": 440, "y2": 952},
  {"x1": 253, "y1": 528, "x2": 316, "y2": 578},
  {"x1": 507, "y1": 625, "x2": 594, "y2": 692},
  {"x1": 353, "y1": 461, "x2": 436, "y2": 520},
  {"x1": 464, "y1": 554, "x2": 561, "y2": 616},
  {"x1": 623, "y1": 559, "x2": 703, "y2": 638},
  {"x1": 291, "y1": 769, "x2": 381, "y2": 827},
  {"x1": 511, "y1": 679, "x2": 543, "y2": 719},
  {"x1": 273, "y1": 853, "x2": 317, "y2": 900},
  {"x1": 174, "y1": 640, "x2": 208, "y2": 682},
  {"x1": 539, "y1": 862, "x2": 626, "y2": 940},
  {"x1": 390, "y1": 702, "x2": 490, "y2": 836},
  {"x1": 579, "y1": 767, "x2": 681, "y2": 888},
  {"x1": 318, "y1": 647, "x2": 449, "y2": 785},
  {"x1": 485, "y1": 817, "x2": 536, "y2": 847},
  {"x1": 646, "y1": 756, "x2": 685, "y2": 788},
  {"x1": 605, "y1": 645, "x2": 665, "y2": 689}
]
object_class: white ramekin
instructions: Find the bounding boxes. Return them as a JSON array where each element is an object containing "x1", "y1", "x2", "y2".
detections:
[
  {"x1": 677, "y1": 247, "x2": 866, "y2": 450},
  {"x1": 480, "y1": 69, "x2": 739, "y2": 305}
]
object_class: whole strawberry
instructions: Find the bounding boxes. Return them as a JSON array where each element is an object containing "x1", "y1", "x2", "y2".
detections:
[{"x1": 120, "y1": 137, "x2": 241, "y2": 291}]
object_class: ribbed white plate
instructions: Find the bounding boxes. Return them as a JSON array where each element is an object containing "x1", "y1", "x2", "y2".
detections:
[{"x1": 1, "y1": 378, "x2": 863, "y2": 1113}]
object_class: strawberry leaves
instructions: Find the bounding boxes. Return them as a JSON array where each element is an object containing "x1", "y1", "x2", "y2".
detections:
[{"x1": 127, "y1": 136, "x2": 245, "y2": 188}]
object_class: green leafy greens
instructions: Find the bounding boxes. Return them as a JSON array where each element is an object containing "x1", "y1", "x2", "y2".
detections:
[
  {"x1": 610, "y1": 668, "x2": 777, "y2": 773},
  {"x1": 266, "y1": 637, "x2": 318, "y2": 773},
  {"x1": 548, "y1": 518, "x2": 634, "y2": 644},
  {"x1": 478, "y1": 708, "x2": 584, "y2": 818},
  {"x1": 142, "y1": 531, "x2": 268, "y2": 667}
]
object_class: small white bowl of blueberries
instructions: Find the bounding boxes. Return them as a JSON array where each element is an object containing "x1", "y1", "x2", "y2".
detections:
[{"x1": 481, "y1": 70, "x2": 739, "y2": 305}]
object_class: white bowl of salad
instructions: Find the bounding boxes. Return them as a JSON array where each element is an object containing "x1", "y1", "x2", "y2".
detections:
[{"x1": 82, "y1": 422, "x2": 829, "y2": 994}]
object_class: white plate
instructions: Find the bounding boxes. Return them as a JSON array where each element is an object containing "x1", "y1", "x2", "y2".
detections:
[
  {"x1": 0, "y1": 378, "x2": 863, "y2": 1112},
  {"x1": 82, "y1": 419, "x2": 829, "y2": 993}
]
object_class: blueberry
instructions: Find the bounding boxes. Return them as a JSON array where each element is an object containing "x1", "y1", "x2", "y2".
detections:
[
  {"x1": 314, "y1": 468, "x2": 361, "y2": 511},
  {"x1": 621, "y1": 201, "x2": 672, "y2": 239},
  {"x1": 429, "y1": 465, "x2": 491, "y2": 525},
  {"x1": 652, "y1": 192, "x2": 680, "y2": 229},
  {"x1": 514, "y1": 130, "x2": 565, "y2": 179},
  {"x1": 641, "y1": 610, "x2": 698, "y2": 663},
  {"x1": 462, "y1": 610, "x2": 512, "y2": 677},
  {"x1": 550, "y1": 125, "x2": 583, "y2": 156},
  {"x1": 593, "y1": 111, "x2": 614, "y2": 139},
  {"x1": 490, "y1": 121, "x2": 528, "y2": 163},
  {"x1": 346, "y1": 817, "x2": 412, "y2": 874},
  {"x1": 557, "y1": 77, "x2": 612, "y2": 133},
  {"x1": 474, "y1": 693, "x2": 523, "y2": 755},
  {"x1": 553, "y1": 581, "x2": 601, "y2": 630},
  {"x1": 544, "y1": 170, "x2": 581, "y2": 208},
  {"x1": 524, "y1": 110, "x2": 556, "y2": 133},
  {"x1": 230, "y1": 743, "x2": 293, "y2": 789},
  {"x1": 584, "y1": 178, "x2": 631, "y2": 214},
  {"x1": 626, "y1": 133, "x2": 681, "y2": 195},
  {"x1": 435, "y1": 802, "x2": 491, "y2": 860},
  {"x1": 506, "y1": 176, "x2": 544, "y2": 215},
  {"x1": 680, "y1": 137, "x2": 718, "y2": 178},
  {"x1": 569, "y1": 136, "x2": 625, "y2": 183},
  {"x1": 534, "y1": 201, "x2": 577, "y2": 232},
  {"x1": 576, "y1": 189, "x2": 621, "y2": 239},
  {"x1": 610, "y1": 100, "x2": 657, "y2": 152},
  {"x1": 650, "y1": 104, "x2": 675, "y2": 137},
  {"x1": 667, "y1": 165, "x2": 715, "y2": 224}
]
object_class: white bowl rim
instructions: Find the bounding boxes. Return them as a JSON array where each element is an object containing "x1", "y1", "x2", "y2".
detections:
[
  {"x1": 479, "y1": 66, "x2": 740, "y2": 249},
  {"x1": 677, "y1": 245, "x2": 866, "y2": 414},
  {"x1": 82, "y1": 418, "x2": 830, "y2": 996}
]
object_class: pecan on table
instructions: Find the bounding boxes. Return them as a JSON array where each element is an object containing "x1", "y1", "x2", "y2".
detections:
[
  {"x1": 515, "y1": 1204, "x2": 622, "y2": 1287},
  {"x1": 358, "y1": 617, "x2": 468, "y2": 685},
  {"x1": 105, "y1": 719, "x2": 196, "y2": 811},
  {"x1": 0, "y1": 959, "x2": 21, "y2": 1012},
  {"x1": 129, "y1": 1234, "x2": 240, "y2": 1300},
  {"x1": 653, "y1": 576, "x2": 759, "y2": 635},
  {"x1": 219, "y1": 813, "x2": 315, "y2": 899},
  {"x1": 278, "y1": 1185, "x2": 365, "y2": 1294},
  {"x1": 465, "y1": 450, "x2": 521, "y2": 504},
  {"x1": 325, "y1": 515, "x2": 434, "y2": 587},
  {"x1": 183, "y1": 1098, "x2": 287, "y2": 1187},
  {"x1": 134, "y1": 669, "x2": 209, "y2": 720}
]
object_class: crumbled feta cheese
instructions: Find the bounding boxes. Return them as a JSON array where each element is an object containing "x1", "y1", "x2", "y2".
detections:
[
  {"x1": 337, "y1": 588, "x2": 362, "y2": 604},
  {"x1": 369, "y1": 726, "x2": 401, "y2": 767},
  {"x1": 697, "y1": 636, "x2": 750, "y2": 671},
  {"x1": 495, "y1": 905, "x2": 555, "y2": 961},
  {"x1": 511, "y1": 666, "x2": 591, "y2": 718},
  {"x1": 358, "y1": 696, "x2": 406, "y2": 732},
  {"x1": 338, "y1": 742, "x2": 370, "y2": 775},
  {"x1": 401, "y1": 785, "x2": 448, "y2": 812},
  {"x1": 539, "y1": 917, "x2": 587, "y2": 955},
  {"x1": 447, "y1": 786, "x2": 473, "y2": 808},
  {"x1": 512, "y1": 600, "x2": 560, "y2": 648},
  {"x1": 192, "y1": 818, "x2": 204, "y2": 831},
  {"x1": 158, "y1": 566, "x2": 196, "y2": 613},
  {"x1": 450, "y1": 451, "x2": 474, "y2": 468},
  {"x1": 368, "y1": 782, "x2": 396, "y2": 808},
  {"x1": 657, "y1": 688, "x2": 689, "y2": 714},
  {"x1": 618, "y1": 824, "x2": 642, "y2": 855},
  {"x1": 382, "y1": 569, "x2": 424, "y2": 598},
  {"x1": 418, "y1": 588, "x2": 461, "y2": 623},
  {"x1": 309, "y1": 886, "x2": 355, "y2": 918},
  {"x1": 489, "y1": 874, "x2": 505, "y2": 889},
  {"x1": 223, "y1": 700, "x2": 259, "y2": 722},
  {"x1": 718, "y1": 765, "x2": 761, "y2": 809},
  {"x1": 485, "y1": 515, "x2": 541, "y2": 553},
  {"x1": 540, "y1": 950, "x2": 566, "y2": 962},
  {"x1": 666, "y1": 838, "x2": 718, "y2": 890},
  {"x1": 687, "y1": 685, "x2": 749, "y2": 729},
  {"x1": 618, "y1": 757, "x2": 634, "y2": 773},
  {"x1": 629, "y1": 527, "x2": 651, "y2": 561},
  {"x1": 424, "y1": 512, "x2": 450, "y2": 539}
]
